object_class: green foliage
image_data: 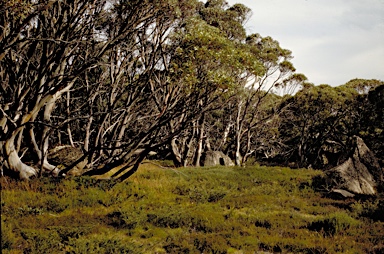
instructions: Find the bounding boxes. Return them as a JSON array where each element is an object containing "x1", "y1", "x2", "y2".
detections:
[
  {"x1": 308, "y1": 212, "x2": 361, "y2": 236},
  {"x1": 356, "y1": 84, "x2": 384, "y2": 166},
  {"x1": 350, "y1": 198, "x2": 384, "y2": 221},
  {"x1": 277, "y1": 83, "x2": 359, "y2": 168},
  {"x1": 171, "y1": 16, "x2": 262, "y2": 93},
  {"x1": 65, "y1": 233, "x2": 136, "y2": 254},
  {"x1": 271, "y1": 79, "x2": 384, "y2": 170},
  {"x1": 1, "y1": 217, "x2": 18, "y2": 251},
  {"x1": 200, "y1": 0, "x2": 250, "y2": 40},
  {"x1": 344, "y1": 78, "x2": 383, "y2": 94}
]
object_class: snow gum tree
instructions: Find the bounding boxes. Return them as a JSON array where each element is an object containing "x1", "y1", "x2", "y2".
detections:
[{"x1": 0, "y1": 0, "x2": 204, "y2": 180}]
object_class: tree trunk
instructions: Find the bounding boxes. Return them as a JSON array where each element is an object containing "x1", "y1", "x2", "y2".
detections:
[
  {"x1": 235, "y1": 101, "x2": 243, "y2": 166},
  {"x1": 180, "y1": 121, "x2": 198, "y2": 167},
  {"x1": 84, "y1": 116, "x2": 93, "y2": 153},
  {"x1": 242, "y1": 130, "x2": 254, "y2": 164},
  {"x1": 112, "y1": 112, "x2": 132, "y2": 158},
  {"x1": 5, "y1": 130, "x2": 38, "y2": 180},
  {"x1": 218, "y1": 119, "x2": 233, "y2": 151},
  {"x1": 4, "y1": 97, "x2": 46, "y2": 178},
  {"x1": 66, "y1": 90, "x2": 75, "y2": 147},
  {"x1": 235, "y1": 138, "x2": 242, "y2": 166},
  {"x1": 170, "y1": 137, "x2": 182, "y2": 167},
  {"x1": 4, "y1": 80, "x2": 73, "y2": 179},
  {"x1": 195, "y1": 114, "x2": 205, "y2": 167}
]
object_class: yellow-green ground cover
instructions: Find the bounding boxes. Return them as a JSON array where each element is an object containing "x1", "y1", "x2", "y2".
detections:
[{"x1": 1, "y1": 163, "x2": 383, "y2": 253}]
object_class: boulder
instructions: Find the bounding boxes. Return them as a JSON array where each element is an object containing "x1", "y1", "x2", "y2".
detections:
[
  {"x1": 327, "y1": 189, "x2": 355, "y2": 200},
  {"x1": 325, "y1": 136, "x2": 383, "y2": 195},
  {"x1": 202, "y1": 151, "x2": 234, "y2": 167},
  {"x1": 48, "y1": 145, "x2": 87, "y2": 176}
]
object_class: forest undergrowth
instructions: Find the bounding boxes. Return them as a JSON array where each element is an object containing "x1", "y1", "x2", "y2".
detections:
[{"x1": 1, "y1": 162, "x2": 383, "y2": 253}]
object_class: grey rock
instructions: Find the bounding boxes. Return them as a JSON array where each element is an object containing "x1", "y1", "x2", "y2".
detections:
[
  {"x1": 329, "y1": 189, "x2": 355, "y2": 199},
  {"x1": 48, "y1": 145, "x2": 87, "y2": 176},
  {"x1": 202, "y1": 151, "x2": 234, "y2": 167},
  {"x1": 325, "y1": 136, "x2": 383, "y2": 195}
]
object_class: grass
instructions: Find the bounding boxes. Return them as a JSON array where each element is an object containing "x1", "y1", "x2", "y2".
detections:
[{"x1": 1, "y1": 162, "x2": 383, "y2": 253}]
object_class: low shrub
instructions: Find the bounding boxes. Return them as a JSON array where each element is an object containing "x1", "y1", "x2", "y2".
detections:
[
  {"x1": 74, "y1": 176, "x2": 116, "y2": 191},
  {"x1": 350, "y1": 198, "x2": 384, "y2": 221},
  {"x1": 105, "y1": 210, "x2": 145, "y2": 230},
  {"x1": 44, "y1": 196, "x2": 69, "y2": 213},
  {"x1": 20, "y1": 229, "x2": 62, "y2": 253},
  {"x1": 49, "y1": 226, "x2": 93, "y2": 242},
  {"x1": 254, "y1": 219, "x2": 272, "y2": 229},
  {"x1": 307, "y1": 211, "x2": 360, "y2": 236},
  {"x1": 193, "y1": 234, "x2": 228, "y2": 254},
  {"x1": 65, "y1": 234, "x2": 136, "y2": 253},
  {"x1": 1, "y1": 218, "x2": 18, "y2": 251}
]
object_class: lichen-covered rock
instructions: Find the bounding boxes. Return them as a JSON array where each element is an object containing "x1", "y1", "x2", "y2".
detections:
[
  {"x1": 202, "y1": 151, "x2": 234, "y2": 167},
  {"x1": 325, "y1": 136, "x2": 383, "y2": 195},
  {"x1": 48, "y1": 145, "x2": 86, "y2": 176}
]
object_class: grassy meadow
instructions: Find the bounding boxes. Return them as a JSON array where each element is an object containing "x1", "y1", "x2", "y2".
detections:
[{"x1": 1, "y1": 162, "x2": 383, "y2": 253}]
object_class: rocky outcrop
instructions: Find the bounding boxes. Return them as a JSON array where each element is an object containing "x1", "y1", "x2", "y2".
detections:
[
  {"x1": 202, "y1": 151, "x2": 234, "y2": 167},
  {"x1": 325, "y1": 136, "x2": 383, "y2": 195},
  {"x1": 48, "y1": 145, "x2": 87, "y2": 176}
]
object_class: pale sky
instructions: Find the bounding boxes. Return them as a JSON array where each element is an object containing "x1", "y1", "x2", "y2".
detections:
[{"x1": 226, "y1": 0, "x2": 384, "y2": 86}]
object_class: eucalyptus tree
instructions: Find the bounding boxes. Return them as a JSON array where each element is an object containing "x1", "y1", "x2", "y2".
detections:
[
  {"x1": 258, "y1": 79, "x2": 384, "y2": 169},
  {"x1": 0, "y1": 0, "x2": 201, "y2": 180},
  {"x1": 1, "y1": 0, "x2": 120, "y2": 179},
  {"x1": 276, "y1": 84, "x2": 360, "y2": 169},
  {"x1": 183, "y1": 21, "x2": 306, "y2": 166},
  {"x1": 351, "y1": 81, "x2": 384, "y2": 166},
  {"x1": 164, "y1": 0, "x2": 269, "y2": 167},
  {"x1": 58, "y1": 0, "x2": 199, "y2": 179},
  {"x1": 164, "y1": 0, "x2": 305, "y2": 167},
  {"x1": 166, "y1": 16, "x2": 256, "y2": 167},
  {"x1": 226, "y1": 34, "x2": 307, "y2": 165},
  {"x1": 344, "y1": 78, "x2": 383, "y2": 94}
]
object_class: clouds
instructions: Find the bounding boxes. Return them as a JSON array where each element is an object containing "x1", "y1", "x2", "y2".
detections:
[
  {"x1": 227, "y1": 0, "x2": 384, "y2": 86},
  {"x1": 339, "y1": 0, "x2": 384, "y2": 31}
]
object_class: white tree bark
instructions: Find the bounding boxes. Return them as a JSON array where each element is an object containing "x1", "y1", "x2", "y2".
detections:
[
  {"x1": 5, "y1": 130, "x2": 38, "y2": 180},
  {"x1": 4, "y1": 80, "x2": 74, "y2": 179},
  {"x1": 218, "y1": 118, "x2": 233, "y2": 151},
  {"x1": 84, "y1": 115, "x2": 93, "y2": 153},
  {"x1": 235, "y1": 100, "x2": 243, "y2": 166},
  {"x1": 66, "y1": 90, "x2": 75, "y2": 147},
  {"x1": 195, "y1": 115, "x2": 205, "y2": 167},
  {"x1": 171, "y1": 137, "x2": 182, "y2": 166}
]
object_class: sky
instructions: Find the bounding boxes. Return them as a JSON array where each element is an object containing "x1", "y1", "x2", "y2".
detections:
[{"x1": 226, "y1": 0, "x2": 384, "y2": 87}]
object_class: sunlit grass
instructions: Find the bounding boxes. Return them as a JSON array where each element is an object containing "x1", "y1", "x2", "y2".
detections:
[{"x1": 1, "y1": 163, "x2": 383, "y2": 253}]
